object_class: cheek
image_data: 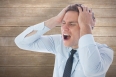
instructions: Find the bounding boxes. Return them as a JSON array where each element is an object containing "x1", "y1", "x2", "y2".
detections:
[
  {"x1": 72, "y1": 28, "x2": 80, "y2": 39},
  {"x1": 74, "y1": 32, "x2": 80, "y2": 39},
  {"x1": 72, "y1": 26, "x2": 80, "y2": 34}
]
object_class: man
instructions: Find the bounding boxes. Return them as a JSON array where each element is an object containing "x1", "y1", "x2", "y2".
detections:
[{"x1": 15, "y1": 4, "x2": 113, "y2": 77}]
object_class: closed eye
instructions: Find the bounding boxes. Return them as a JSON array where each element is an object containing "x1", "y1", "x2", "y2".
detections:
[
  {"x1": 61, "y1": 22, "x2": 66, "y2": 26},
  {"x1": 70, "y1": 23, "x2": 77, "y2": 26}
]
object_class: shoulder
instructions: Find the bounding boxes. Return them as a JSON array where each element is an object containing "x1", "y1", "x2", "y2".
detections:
[
  {"x1": 96, "y1": 42, "x2": 112, "y2": 50},
  {"x1": 96, "y1": 42, "x2": 114, "y2": 57}
]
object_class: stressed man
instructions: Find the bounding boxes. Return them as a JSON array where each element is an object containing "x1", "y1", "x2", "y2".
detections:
[{"x1": 15, "y1": 4, "x2": 113, "y2": 77}]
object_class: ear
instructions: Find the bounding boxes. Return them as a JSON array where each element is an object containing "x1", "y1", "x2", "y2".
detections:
[
  {"x1": 93, "y1": 18, "x2": 96, "y2": 27},
  {"x1": 91, "y1": 18, "x2": 96, "y2": 30}
]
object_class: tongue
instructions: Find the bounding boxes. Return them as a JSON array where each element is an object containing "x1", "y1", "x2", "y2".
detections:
[
  {"x1": 64, "y1": 35, "x2": 70, "y2": 40},
  {"x1": 64, "y1": 35, "x2": 67, "y2": 39},
  {"x1": 67, "y1": 36, "x2": 70, "y2": 39}
]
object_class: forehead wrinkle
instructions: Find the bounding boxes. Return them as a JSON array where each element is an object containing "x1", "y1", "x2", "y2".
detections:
[
  {"x1": 62, "y1": 19, "x2": 78, "y2": 23},
  {"x1": 63, "y1": 12, "x2": 79, "y2": 24},
  {"x1": 63, "y1": 20, "x2": 78, "y2": 24},
  {"x1": 63, "y1": 17, "x2": 78, "y2": 23}
]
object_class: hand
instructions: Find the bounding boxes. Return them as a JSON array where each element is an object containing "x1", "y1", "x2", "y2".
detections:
[
  {"x1": 55, "y1": 5, "x2": 70, "y2": 24},
  {"x1": 45, "y1": 5, "x2": 69, "y2": 29},
  {"x1": 78, "y1": 5, "x2": 95, "y2": 36}
]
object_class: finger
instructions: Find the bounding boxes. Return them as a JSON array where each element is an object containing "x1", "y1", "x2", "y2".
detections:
[
  {"x1": 66, "y1": 5, "x2": 71, "y2": 9},
  {"x1": 92, "y1": 12, "x2": 95, "y2": 20},
  {"x1": 89, "y1": 8, "x2": 93, "y2": 14},
  {"x1": 61, "y1": 5, "x2": 71, "y2": 13},
  {"x1": 81, "y1": 4, "x2": 85, "y2": 7},
  {"x1": 87, "y1": 7, "x2": 92, "y2": 13},
  {"x1": 81, "y1": 5, "x2": 86, "y2": 11},
  {"x1": 58, "y1": 6, "x2": 68, "y2": 17},
  {"x1": 78, "y1": 7, "x2": 82, "y2": 13},
  {"x1": 86, "y1": 7, "x2": 89, "y2": 12},
  {"x1": 84, "y1": 6, "x2": 90, "y2": 12},
  {"x1": 83, "y1": 6, "x2": 88, "y2": 12}
]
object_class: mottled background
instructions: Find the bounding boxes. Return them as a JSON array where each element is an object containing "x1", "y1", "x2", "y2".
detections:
[{"x1": 0, "y1": 0, "x2": 116, "y2": 77}]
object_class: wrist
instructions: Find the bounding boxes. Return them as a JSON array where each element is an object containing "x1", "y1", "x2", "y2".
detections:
[
  {"x1": 80, "y1": 25, "x2": 92, "y2": 37},
  {"x1": 54, "y1": 16, "x2": 62, "y2": 25},
  {"x1": 44, "y1": 17, "x2": 59, "y2": 29}
]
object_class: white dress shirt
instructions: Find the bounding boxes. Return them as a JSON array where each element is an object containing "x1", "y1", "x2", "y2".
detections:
[{"x1": 15, "y1": 22, "x2": 113, "y2": 77}]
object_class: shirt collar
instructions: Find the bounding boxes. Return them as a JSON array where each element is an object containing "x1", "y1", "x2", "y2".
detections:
[{"x1": 68, "y1": 47, "x2": 79, "y2": 55}]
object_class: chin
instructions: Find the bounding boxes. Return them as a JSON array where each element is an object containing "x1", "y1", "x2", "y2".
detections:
[
  {"x1": 63, "y1": 42, "x2": 72, "y2": 47},
  {"x1": 63, "y1": 41, "x2": 78, "y2": 48}
]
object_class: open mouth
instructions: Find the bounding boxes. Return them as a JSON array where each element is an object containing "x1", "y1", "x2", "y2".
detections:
[{"x1": 63, "y1": 34, "x2": 71, "y2": 40}]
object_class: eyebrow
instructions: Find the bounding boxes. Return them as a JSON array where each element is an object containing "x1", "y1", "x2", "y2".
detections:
[
  {"x1": 62, "y1": 20, "x2": 78, "y2": 23},
  {"x1": 69, "y1": 21, "x2": 78, "y2": 24}
]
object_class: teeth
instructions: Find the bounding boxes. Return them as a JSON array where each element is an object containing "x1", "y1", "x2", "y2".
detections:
[{"x1": 64, "y1": 34, "x2": 70, "y2": 36}]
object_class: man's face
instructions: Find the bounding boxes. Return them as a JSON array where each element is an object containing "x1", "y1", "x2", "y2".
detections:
[{"x1": 61, "y1": 11, "x2": 80, "y2": 49}]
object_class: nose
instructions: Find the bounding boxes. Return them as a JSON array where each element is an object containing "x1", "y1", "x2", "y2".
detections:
[{"x1": 61, "y1": 24, "x2": 69, "y2": 31}]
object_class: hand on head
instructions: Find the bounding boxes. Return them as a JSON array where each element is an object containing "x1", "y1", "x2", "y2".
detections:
[
  {"x1": 77, "y1": 4, "x2": 95, "y2": 30},
  {"x1": 55, "y1": 5, "x2": 70, "y2": 24},
  {"x1": 55, "y1": 4, "x2": 95, "y2": 31}
]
